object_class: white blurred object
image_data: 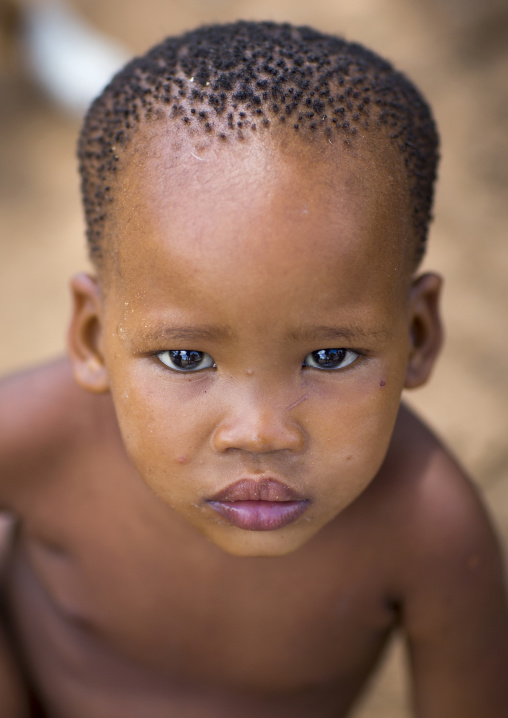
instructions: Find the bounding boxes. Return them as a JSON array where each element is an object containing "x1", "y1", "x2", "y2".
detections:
[{"x1": 22, "y1": 0, "x2": 130, "y2": 115}]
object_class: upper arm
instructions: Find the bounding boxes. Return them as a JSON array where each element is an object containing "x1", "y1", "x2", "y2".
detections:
[
  {"x1": 400, "y1": 452, "x2": 508, "y2": 717},
  {"x1": 0, "y1": 372, "x2": 29, "y2": 509},
  {"x1": 0, "y1": 516, "x2": 31, "y2": 718},
  {"x1": 0, "y1": 607, "x2": 31, "y2": 718}
]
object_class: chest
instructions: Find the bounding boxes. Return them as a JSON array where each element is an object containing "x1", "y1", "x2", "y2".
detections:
[{"x1": 9, "y1": 455, "x2": 396, "y2": 690}]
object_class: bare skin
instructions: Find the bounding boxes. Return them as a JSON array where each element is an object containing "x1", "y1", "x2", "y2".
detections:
[{"x1": 1, "y1": 130, "x2": 507, "y2": 717}]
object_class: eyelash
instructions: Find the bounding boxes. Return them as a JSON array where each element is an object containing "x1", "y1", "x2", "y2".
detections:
[{"x1": 155, "y1": 349, "x2": 362, "y2": 373}]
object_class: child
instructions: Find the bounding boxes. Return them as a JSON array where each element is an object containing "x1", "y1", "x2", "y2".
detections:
[{"x1": 1, "y1": 21, "x2": 507, "y2": 718}]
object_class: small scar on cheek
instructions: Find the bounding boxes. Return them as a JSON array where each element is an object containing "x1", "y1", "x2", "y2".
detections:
[
  {"x1": 286, "y1": 394, "x2": 308, "y2": 411},
  {"x1": 379, "y1": 380, "x2": 386, "y2": 387}
]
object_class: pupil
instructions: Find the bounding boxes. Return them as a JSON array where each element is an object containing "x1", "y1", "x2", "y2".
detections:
[
  {"x1": 170, "y1": 350, "x2": 202, "y2": 368},
  {"x1": 313, "y1": 349, "x2": 346, "y2": 368}
]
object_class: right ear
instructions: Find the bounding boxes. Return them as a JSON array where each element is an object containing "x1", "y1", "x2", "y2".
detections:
[{"x1": 67, "y1": 273, "x2": 109, "y2": 393}]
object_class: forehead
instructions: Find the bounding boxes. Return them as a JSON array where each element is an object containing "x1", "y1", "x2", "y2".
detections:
[{"x1": 106, "y1": 125, "x2": 412, "y2": 304}]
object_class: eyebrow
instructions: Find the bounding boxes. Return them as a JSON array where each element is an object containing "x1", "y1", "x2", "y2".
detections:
[
  {"x1": 134, "y1": 323, "x2": 390, "y2": 348},
  {"x1": 135, "y1": 325, "x2": 233, "y2": 346},
  {"x1": 288, "y1": 325, "x2": 392, "y2": 344}
]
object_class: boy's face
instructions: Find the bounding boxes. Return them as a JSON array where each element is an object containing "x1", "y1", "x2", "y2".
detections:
[{"x1": 71, "y1": 129, "x2": 441, "y2": 557}]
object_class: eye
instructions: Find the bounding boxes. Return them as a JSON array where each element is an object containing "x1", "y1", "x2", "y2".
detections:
[
  {"x1": 303, "y1": 348, "x2": 359, "y2": 370},
  {"x1": 157, "y1": 350, "x2": 215, "y2": 372}
]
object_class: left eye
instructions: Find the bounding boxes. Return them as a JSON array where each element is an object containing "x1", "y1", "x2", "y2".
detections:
[
  {"x1": 157, "y1": 350, "x2": 215, "y2": 372},
  {"x1": 303, "y1": 348, "x2": 359, "y2": 370}
]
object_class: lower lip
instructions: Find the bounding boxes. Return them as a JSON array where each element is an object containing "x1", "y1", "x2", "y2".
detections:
[{"x1": 207, "y1": 500, "x2": 310, "y2": 531}]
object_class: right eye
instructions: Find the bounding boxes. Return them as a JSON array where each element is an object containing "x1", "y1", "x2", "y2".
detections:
[{"x1": 156, "y1": 350, "x2": 215, "y2": 372}]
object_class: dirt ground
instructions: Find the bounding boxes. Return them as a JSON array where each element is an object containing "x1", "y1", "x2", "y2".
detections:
[{"x1": 1, "y1": 0, "x2": 507, "y2": 715}]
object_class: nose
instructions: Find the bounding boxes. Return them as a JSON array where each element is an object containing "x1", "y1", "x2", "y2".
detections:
[{"x1": 211, "y1": 390, "x2": 306, "y2": 455}]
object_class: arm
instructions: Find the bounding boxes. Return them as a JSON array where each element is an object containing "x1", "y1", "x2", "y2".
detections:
[
  {"x1": 0, "y1": 600, "x2": 30, "y2": 718},
  {"x1": 0, "y1": 362, "x2": 75, "y2": 716},
  {"x1": 0, "y1": 623, "x2": 31, "y2": 718},
  {"x1": 401, "y1": 455, "x2": 508, "y2": 717},
  {"x1": 0, "y1": 516, "x2": 31, "y2": 718}
]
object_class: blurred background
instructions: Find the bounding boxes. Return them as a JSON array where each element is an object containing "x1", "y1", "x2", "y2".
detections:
[{"x1": 1, "y1": 0, "x2": 507, "y2": 715}]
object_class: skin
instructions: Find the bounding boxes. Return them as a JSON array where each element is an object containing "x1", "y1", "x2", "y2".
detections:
[
  {"x1": 72, "y1": 129, "x2": 434, "y2": 557},
  {"x1": 0, "y1": 127, "x2": 507, "y2": 718}
]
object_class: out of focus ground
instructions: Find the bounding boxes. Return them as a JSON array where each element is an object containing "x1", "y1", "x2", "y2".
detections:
[{"x1": 1, "y1": 1, "x2": 507, "y2": 715}]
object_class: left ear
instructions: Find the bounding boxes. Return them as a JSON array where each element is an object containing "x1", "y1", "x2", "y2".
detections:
[{"x1": 404, "y1": 272, "x2": 444, "y2": 389}]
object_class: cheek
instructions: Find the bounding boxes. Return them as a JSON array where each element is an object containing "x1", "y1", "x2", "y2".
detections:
[
  {"x1": 306, "y1": 370, "x2": 403, "y2": 485},
  {"x1": 109, "y1": 363, "x2": 214, "y2": 475}
]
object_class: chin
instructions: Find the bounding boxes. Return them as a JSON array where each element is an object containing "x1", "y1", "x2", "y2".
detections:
[{"x1": 203, "y1": 525, "x2": 317, "y2": 558}]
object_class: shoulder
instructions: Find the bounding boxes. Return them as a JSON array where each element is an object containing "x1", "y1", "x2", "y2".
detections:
[
  {"x1": 0, "y1": 358, "x2": 84, "y2": 458},
  {"x1": 392, "y1": 403, "x2": 500, "y2": 564},
  {"x1": 0, "y1": 358, "x2": 114, "y2": 508},
  {"x1": 376, "y1": 403, "x2": 494, "y2": 543},
  {"x1": 381, "y1": 402, "x2": 506, "y2": 628},
  {"x1": 383, "y1": 407, "x2": 508, "y2": 715}
]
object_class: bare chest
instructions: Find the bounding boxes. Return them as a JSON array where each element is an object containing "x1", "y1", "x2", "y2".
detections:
[
  {"x1": 7, "y1": 537, "x2": 395, "y2": 718},
  {"x1": 5, "y1": 456, "x2": 397, "y2": 717}
]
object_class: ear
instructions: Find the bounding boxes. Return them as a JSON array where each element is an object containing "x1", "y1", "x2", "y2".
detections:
[
  {"x1": 404, "y1": 272, "x2": 444, "y2": 389},
  {"x1": 67, "y1": 273, "x2": 109, "y2": 393}
]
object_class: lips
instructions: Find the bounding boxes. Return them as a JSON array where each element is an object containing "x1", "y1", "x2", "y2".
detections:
[{"x1": 207, "y1": 478, "x2": 310, "y2": 531}]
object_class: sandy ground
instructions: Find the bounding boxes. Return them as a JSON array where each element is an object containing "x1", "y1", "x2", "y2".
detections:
[{"x1": 1, "y1": 0, "x2": 507, "y2": 715}]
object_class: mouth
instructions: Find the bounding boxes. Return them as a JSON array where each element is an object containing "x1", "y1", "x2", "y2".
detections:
[{"x1": 207, "y1": 478, "x2": 310, "y2": 531}]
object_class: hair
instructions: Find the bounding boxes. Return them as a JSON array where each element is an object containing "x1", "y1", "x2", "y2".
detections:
[{"x1": 78, "y1": 21, "x2": 439, "y2": 266}]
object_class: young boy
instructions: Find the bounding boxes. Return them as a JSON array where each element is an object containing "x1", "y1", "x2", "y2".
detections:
[{"x1": 1, "y1": 21, "x2": 507, "y2": 718}]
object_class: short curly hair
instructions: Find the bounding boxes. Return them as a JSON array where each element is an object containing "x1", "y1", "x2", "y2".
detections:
[{"x1": 78, "y1": 21, "x2": 439, "y2": 266}]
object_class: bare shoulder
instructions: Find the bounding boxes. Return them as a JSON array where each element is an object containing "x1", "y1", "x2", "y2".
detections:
[
  {"x1": 0, "y1": 357, "x2": 85, "y2": 461},
  {"x1": 386, "y1": 402, "x2": 503, "y2": 580},
  {"x1": 383, "y1": 404, "x2": 508, "y2": 716},
  {"x1": 0, "y1": 357, "x2": 114, "y2": 509}
]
